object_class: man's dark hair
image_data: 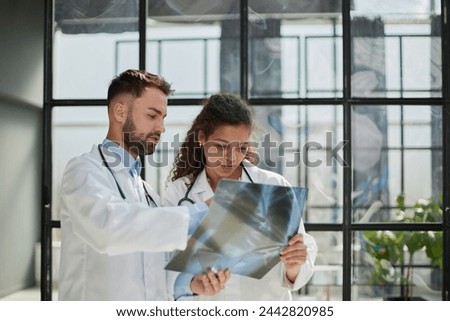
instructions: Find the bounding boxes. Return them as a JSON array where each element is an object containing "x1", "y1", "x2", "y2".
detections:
[{"x1": 107, "y1": 69, "x2": 173, "y2": 107}]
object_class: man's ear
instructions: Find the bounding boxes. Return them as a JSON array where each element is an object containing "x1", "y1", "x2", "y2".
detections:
[{"x1": 110, "y1": 102, "x2": 128, "y2": 125}]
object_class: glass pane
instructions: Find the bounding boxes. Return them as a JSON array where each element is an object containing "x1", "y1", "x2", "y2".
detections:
[
  {"x1": 352, "y1": 105, "x2": 442, "y2": 223},
  {"x1": 249, "y1": 0, "x2": 342, "y2": 98},
  {"x1": 386, "y1": 150, "x2": 402, "y2": 205},
  {"x1": 302, "y1": 231, "x2": 343, "y2": 300},
  {"x1": 354, "y1": 230, "x2": 443, "y2": 301},
  {"x1": 351, "y1": 0, "x2": 442, "y2": 98},
  {"x1": 404, "y1": 106, "x2": 442, "y2": 147},
  {"x1": 146, "y1": 0, "x2": 239, "y2": 98},
  {"x1": 252, "y1": 105, "x2": 343, "y2": 223},
  {"x1": 306, "y1": 37, "x2": 343, "y2": 98},
  {"x1": 54, "y1": 0, "x2": 139, "y2": 99},
  {"x1": 404, "y1": 150, "x2": 433, "y2": 200}
]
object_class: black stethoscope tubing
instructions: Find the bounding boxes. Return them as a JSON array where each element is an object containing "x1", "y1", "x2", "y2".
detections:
[
  {"x1": 177, "y1": 164, "x2": 254, "y2": 206},
  {"x1": 98, "y1": 144, "x2": 157, "y2": 207}
]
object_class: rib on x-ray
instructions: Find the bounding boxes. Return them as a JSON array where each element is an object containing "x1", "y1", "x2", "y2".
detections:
[{"x1": 165, "y1": 179, "x2": 307, "y2": 279}]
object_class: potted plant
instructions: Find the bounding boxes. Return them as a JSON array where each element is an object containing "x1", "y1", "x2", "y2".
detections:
[{"x1": 363, "y1": 194, "x2": 443, "y2": 300}]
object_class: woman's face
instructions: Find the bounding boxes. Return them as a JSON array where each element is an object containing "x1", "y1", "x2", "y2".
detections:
[{"x1": 199, "y1": 124, "x2": 251, "y2": 179}]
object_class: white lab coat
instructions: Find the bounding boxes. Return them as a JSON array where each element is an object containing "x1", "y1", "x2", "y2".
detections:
[
  {"x1": 58, "y1": 144, "x2": 190, "y2": 301},
  {"x1": 162, "y1": 162, "x2": 318, "y2": 300}
]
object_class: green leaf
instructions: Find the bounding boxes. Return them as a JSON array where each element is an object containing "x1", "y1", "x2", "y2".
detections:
[{"x1": 396, "y1": 194, "x2": 405, "y2": 211}]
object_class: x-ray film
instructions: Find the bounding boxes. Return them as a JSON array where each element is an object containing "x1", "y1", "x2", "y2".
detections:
[{"x1": 165, "y1": 179, "x2": 308, "y2": 279}]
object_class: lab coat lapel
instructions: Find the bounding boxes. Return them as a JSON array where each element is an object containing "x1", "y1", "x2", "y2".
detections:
[
  {"x1": 94, "y1": 144, "x2": 128, "y2": 174},
  {"x1": 189, "y1": 169, "x2": 214, "y2": 201}
]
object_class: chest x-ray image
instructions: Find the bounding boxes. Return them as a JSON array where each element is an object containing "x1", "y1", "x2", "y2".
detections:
[{"x1": 165, "y1": 179, "x2": 308, "y2": 279}]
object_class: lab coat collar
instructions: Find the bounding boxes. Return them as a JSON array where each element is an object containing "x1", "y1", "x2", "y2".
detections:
[
  {"x1": 240, "y1": 160, "x2": 255, "y2": 182},
  {"x1": 97, "y1": 139, "x2": 141, "y2": 176},
  {"x1": 190, "y1": 169, "x2": 213, "y2": 196},
  {"x1": 192, "y1": 161, "x2": 254, "y2": 195}
]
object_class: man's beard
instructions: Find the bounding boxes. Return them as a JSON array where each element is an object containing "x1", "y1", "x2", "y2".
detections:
[{"x1": 123, "y1": 117, "x2": 159, "y2": 156}]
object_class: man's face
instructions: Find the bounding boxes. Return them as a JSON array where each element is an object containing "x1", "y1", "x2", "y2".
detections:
[{"x1": 123, "y1": 87, "x2": 167, "y2": 156}]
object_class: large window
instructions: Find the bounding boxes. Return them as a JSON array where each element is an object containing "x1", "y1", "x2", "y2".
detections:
[{"x1": 42, "y1": 0, "x2": 449, "y2": 301}]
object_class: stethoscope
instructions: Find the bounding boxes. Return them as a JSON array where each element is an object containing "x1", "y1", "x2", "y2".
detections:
[
  {"x1": 98, "y1": 145, "x2": 157, "y2": 207},
  {"x1": 177, "y1": 164, "x2": 254, "y2": 206}
]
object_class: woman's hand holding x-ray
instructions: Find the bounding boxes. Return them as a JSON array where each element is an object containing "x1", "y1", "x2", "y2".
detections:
[
  {"x1": 279, "y1": 234, "x2": 308, "y2": 283},
  {"x1": 190, "y1": 269, "x2": 231, "y2": 295}
]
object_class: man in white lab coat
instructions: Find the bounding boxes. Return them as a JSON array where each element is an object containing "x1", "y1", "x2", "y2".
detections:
[{"x1": 58, "y1": 69, "x2": 229, "y2": 301}]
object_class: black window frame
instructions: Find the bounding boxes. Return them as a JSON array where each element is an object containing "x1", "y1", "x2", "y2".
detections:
[{"x1": 41, "y1": 0, "x2": 450, "y2": 301}]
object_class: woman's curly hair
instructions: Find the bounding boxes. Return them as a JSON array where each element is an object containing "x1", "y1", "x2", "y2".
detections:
[{"x1": 170, "y1": 93, "x2": 257, "y2": 184}]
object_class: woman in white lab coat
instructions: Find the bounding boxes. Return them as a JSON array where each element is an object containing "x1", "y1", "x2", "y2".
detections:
[{"x1": 163, "y1": 93, "x2": 317, "y2": 300}]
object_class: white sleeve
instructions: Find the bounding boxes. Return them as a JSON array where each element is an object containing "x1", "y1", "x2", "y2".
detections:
[
  {"x1": 60, "y1": 157, "x2": 190, "y2": 256},
  {"x1": 161, "y1": 179, "x2": 190, "y2": 299}
]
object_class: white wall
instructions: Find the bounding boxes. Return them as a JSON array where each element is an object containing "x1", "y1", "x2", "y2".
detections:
[
  {"x1": 0, "y1": 0, "x2": 44, "y2": 298},
  {"x1": 0, "y1": 0, "x2": 44, "y2": 106}
]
